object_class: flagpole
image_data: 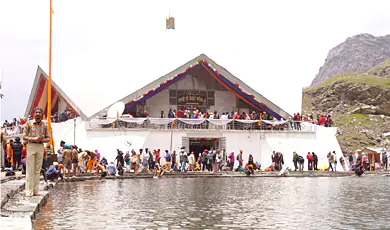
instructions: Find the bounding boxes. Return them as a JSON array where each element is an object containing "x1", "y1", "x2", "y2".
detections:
[{"x1": 47, "y1": 0, "x2": 53, "y2": 146}]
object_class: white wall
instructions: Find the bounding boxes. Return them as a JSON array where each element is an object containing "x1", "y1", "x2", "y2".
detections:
[
  {"x1": 210, "y1": 91, "x2": 236, "y2": 114},
  {"x1": 52, "y1": 120, "x2": 343, "y2": 171},
  {"x1": 145, "y1": 89, "x2": 170, "y2": 117}
]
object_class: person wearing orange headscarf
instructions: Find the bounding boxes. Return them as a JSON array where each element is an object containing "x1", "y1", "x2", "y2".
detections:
[
  {"x1": 86, "y1": 150, "x2": 97, "y2": 173},
  {"x1": 7, "y1": 140, "x2": 14, "y2": 167}
]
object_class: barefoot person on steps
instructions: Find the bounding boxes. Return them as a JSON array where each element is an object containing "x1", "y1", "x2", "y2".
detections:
[{"x1": 23, "y1": 107, "x2": 50, "y2": 197}]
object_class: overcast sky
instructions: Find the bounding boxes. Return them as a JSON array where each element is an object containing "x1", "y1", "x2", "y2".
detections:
[{"x1": 1, "y1": 0, "x2": 390, "y2": 121}]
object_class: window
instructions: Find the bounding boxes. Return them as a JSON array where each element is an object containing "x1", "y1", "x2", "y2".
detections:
[
  {"x1": 169, "y1": 90, "x2": 177, "y2": 105},
  {"x1": 169, "y1": 98, "x2": 176, "y2": 105},
  {"x1": 169, "y1": 90, "x2": 177, "y2": 97},
  {"x1": 207, "y1": 91, "x2": 215, "y2": 106}
]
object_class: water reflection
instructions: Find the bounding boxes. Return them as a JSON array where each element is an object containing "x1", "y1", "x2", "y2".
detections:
[{"x1": 33, "y1": 177, "x2": 390, "y2": 229}]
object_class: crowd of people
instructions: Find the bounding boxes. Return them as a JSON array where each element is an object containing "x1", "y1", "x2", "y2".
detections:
[
  {"x1": 132, "y1": 109, "x2": 334, "y2": 127},
  {"x1": 108, "y1": 108, "x2": 335, "y2": 132},
  {"x1": 1, "y1": 108, "x2": 77, "y2": 136},
  {"x1": 3, "y1": 134, "x2": 267, "y2": 180},
  {"x1": 3, "y1": 137, "x2": 389, "y2": 182},
  {"x1": 135, "y1": 109, "x2": 274, "y2": 121},
  {"x1": 117, "y1": 148, "x2": 262, "y2": 177},
  {"x1": 291, "y1": 112, "x2": 333, "y2": 130},
  {"x1": 51, "y1": 109, "x2": 77, "y2": 123},
  {"x1": 3, "y1": 106, "x2": 387, "y2": 199},
  {"x1": 2, "y1": 109, "x2": 334, "y2": 136}
]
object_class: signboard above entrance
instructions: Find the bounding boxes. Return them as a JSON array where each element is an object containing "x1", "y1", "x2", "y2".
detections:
[{"x1": 177, "y1": 90, "x2": 207, "y2": 105}]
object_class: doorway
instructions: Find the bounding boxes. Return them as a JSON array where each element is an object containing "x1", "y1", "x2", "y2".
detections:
[{"x1": 189, "y1": 138, "x2": 218, "y2": 155}]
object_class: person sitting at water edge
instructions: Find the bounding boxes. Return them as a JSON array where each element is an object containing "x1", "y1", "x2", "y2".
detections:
[
  {"x1": 153, "y1": 163, "x2": 164, "y2": 178},
  {"x1": 93, "y1": 163, "x2": 107, "y2": 180},
  {"x1": 162, "y1": 162, "x2": 170, "y2": 172},
  {"x1": 46, "y1": 162, "x2": 64, "y2": 182},
  {"x1": 244, "y1": 164, "x2": 254, "y2": 176},
  {"x1": 86, "y1": 150, "x2": 98, "y2": 173},
  {"x1": 106, "y1": 162, "x2": 116, "y2": 176}
]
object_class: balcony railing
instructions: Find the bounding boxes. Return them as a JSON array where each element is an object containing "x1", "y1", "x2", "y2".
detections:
[{"x1": 87, "y1": 117, "x2": 318, "y2": 132}]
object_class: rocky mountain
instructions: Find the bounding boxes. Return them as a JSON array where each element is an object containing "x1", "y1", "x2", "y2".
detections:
[
  {"x1": 311, "y1": 33, "x2": 390, "y2": 86},
  {"x1": 302, "y1": 67, "x2": 390, "y2": 152},
  {"x1": 366, "y1": 58, "x2": 390, "y2": 79}
]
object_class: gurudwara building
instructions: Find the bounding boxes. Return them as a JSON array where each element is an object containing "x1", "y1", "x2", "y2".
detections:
[{"x1": 25, "y1": 54, "x2": 342, "y2": 170}]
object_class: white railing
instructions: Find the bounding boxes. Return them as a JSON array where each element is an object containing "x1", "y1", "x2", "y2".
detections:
[{"x1": 86, "y1": 117, "x2": 318, "y2": 132}]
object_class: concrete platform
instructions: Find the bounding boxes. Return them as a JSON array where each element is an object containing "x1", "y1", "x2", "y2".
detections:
[
  {"x1": 0, "y1": 216, "x2": 32, "y2": 230},
  {"x1": 1, "y1": 178, "x2": 56, "y2": 230},
  {"x1": 1, "y1": 179, "x2": 25, "y2": 209}
]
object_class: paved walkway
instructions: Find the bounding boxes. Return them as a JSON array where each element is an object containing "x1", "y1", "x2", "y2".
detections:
[{"x1": 0, "y1": 175, "x2": 55, "y2": 230}]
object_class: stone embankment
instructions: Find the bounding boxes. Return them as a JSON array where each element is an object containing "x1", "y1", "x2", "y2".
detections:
[{"x1": 1, "y1": 171, "x2": 389, "y2": 229}]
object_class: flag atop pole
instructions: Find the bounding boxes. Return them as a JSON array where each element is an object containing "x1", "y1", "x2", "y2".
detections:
[{"x1": 166, "y1": 16, "x2": 175, "y2": 30}]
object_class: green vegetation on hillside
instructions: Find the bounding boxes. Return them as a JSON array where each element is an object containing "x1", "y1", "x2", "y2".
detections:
[
  {"x1": 366, "y1": 58, "x2": 390, "y2": 74},
  {"x1": 305, "y1": 72, "x2": 390, "y2": 92},
  {"x1": 302, "y1": 61, "x2": 390, "y2": 152},
  {"x1": 334, "y1": 113, "x2": 382, "y2": 151},
  {"x1": 337, "y1": 113, "x2": 383, "y2": 126}
]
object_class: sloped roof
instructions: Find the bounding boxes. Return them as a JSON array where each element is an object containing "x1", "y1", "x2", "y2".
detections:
[
  {"x1": 92, "y1": 54, "x2": 291, "y2": 119},
  {"x1": 24, "y1": 66, "x2": 87, "y2": 119}
]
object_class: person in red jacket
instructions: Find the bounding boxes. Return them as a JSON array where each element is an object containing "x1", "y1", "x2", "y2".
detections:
[
  {"x1": 326, "y1": 115, "x2": 333, "y2": 127},
  {"x1": 306, "y1": 152, "x2": 313, "y2": 170},
  {"x1": 156, "y1": 149, "x2": 161, "y2": 165},
  {"x1": 22, "y1": 145, "x2": 27, "y2": 159},
  {"x1": 319, "y1": 115, "x2": 326, "y2": 126}
]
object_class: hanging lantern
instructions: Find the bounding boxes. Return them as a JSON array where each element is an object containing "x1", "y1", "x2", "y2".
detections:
[{"x1": 166, "y1": 16, "x2": 175, "y2": 30}]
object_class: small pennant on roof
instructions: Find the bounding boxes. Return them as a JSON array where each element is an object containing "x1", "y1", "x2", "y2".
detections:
[{"x1": 166, "y1": 16, "x2": 175, "y2": 30}]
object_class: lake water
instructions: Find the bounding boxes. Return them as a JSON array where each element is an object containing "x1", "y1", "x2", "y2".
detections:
[{"x1": 33, "y1": 176, "x2": 390, "y2": 229}]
